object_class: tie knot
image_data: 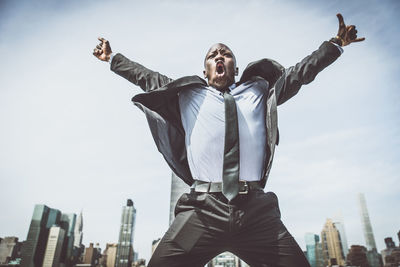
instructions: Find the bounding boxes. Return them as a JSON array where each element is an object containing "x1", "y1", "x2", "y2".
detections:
[{"x1": 222, "y1": 88, "x2": 231, "y2": 95}]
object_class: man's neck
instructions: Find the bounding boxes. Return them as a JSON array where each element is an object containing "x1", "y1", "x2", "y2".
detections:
[{"x1": 208, "y1": 82, "x2": 237, "y2": 92}]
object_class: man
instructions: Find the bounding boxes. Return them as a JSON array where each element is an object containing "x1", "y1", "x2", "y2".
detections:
[{"x1": 93, "y1": 14, "x2": 364, "y2": 267}]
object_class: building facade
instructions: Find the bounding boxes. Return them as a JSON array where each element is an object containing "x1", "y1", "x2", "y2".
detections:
[
  {"x1": 208, "y1": 252, "x2": 244, "y2": 267},
  {"x1": 20, "y1": 205, "x2": 62, "y2": 267},
  {"x1": 0, "y1": 237, "x2": 20, "y2": 264},
  {"x1": 305, "y1": 233, "x2": 324, "y2": 267},
  {"x1": 19, "y1": 204, "x2": 79, "y2": 267},
  {"x1": 358, "y1": 193, "x2": 377, "y2": 251},
  {"x1": 381, "y1": 236, "x2": 400, "y2": 267},
  {"x1": 72, "y1": 211, "x2": 84, "y2": 264},
  {"x1": 321, "y1": 218, "x2": 346, "y2": 266},
  {"x1": 115, "y1": 199, "x2": 136, "y2": 267},
  {"x1": 332, "y1": 214, "x2": 349, "y2": 259},
  {"x1": 346, "y1": 245, "x2": 370, "y2": 267},
  {"x1": 358, "y1": 193, "x2": 382, "y2": 267},
  {"x1": 101, "y1": 243, "x2": 117, "y2": 267},
  {"x1": 73, "y1": 211, "x2": 83, "y2": 248},
  {"x1": 82, "y1": 242, "x2": 101, "y2": 266},
  {"x1": 42, "y1": 226, "x2": 66, "y2": 267}
]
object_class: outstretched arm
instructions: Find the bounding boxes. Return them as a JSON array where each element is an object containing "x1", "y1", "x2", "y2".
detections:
[
  {"x1": 93, "y1": 37, "x2": 173, "y2": 92},
  {"x1": 276, "y1": 13, "x2": 365, "y2": 105}
]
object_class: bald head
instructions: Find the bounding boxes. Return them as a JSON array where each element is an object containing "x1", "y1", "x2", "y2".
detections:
[
  {"x1": 204, "y1": 43, "x2": 236, "y2": 68},
  {"x1": 203, "y1": 43, "x2": 238, "y2": 90}
]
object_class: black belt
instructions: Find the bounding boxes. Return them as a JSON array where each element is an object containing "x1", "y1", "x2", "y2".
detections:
[{"x1": 191, "y1": 180, "x2": 262, "y2": 194}]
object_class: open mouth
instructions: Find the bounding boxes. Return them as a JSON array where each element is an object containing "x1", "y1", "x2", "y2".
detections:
[{"x1": 216, "y1": 61, "x2": 225, "y2": 76}]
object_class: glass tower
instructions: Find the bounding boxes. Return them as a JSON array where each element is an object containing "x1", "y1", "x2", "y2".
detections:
[
  {"x1": 305, "y1": 233, "x2": 324, "y2": 267},
  {"x1": 60, "y1": 213, "x2": 76, "y2": 264},
  {"x1": 115, "y1": 199, "x2": 136, "y2": 267},
  {"x1": 305, "y1": 233, "x2": 318, "y2": 267},
  {"x1": 73, "y1": 211, "x2": 83, "y2": 248},
  {"x1": 20, "y1": 205, "x2": 61, "y2": 267},
  {"x1": 358, "y1": 193, "x2": 377, "y2": 251},
  {"x1": 332, "y1": 216, "x2": 349, "y2": 259}
]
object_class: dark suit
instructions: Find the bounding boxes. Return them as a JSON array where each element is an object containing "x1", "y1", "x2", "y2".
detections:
[{"x1": 110, "y1": 41, "x2": 341, "y2": 266}]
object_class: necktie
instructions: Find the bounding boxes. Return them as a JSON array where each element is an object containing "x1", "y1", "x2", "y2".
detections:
[{"x1": 222, "y1": 89, "x2": 240, "y2": 201}]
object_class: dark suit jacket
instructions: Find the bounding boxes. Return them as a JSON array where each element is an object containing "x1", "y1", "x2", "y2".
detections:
[{"x1": 110, "y1": 41, "x2": 341, "y2": 187}]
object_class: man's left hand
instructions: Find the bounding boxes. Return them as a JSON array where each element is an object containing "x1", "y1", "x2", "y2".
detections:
[{"x1": 335, "y1": 13, "x2": 365, "y2": 46}]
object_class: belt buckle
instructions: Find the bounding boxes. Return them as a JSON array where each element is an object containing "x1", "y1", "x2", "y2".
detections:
[{"x1": 238, "y1": 181, "x2": 249, "y2": 195}]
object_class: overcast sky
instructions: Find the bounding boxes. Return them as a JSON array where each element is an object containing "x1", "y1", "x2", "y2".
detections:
[{"x1": 1, "y1": 0, "x2": 399, "y2": 263}]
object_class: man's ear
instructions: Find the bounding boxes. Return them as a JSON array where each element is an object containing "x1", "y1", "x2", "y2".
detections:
[
  {"x1": 203, "y1": 70, "x2": 207, "y2": 79},
  {"x1": 235, "y1": 67, "x2": 239, "y2": 76}
]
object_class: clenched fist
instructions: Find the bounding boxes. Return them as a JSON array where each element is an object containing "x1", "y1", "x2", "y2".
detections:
[{"x1": 93, "y1": 37, "x2": 112, "y2": 62}]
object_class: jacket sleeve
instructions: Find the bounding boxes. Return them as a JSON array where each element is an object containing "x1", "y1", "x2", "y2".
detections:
[
  {"x1": 276, "y1": 41, "x2": 342, "y2": 105},
  {"x1": 110, "y1": 53, "x2": 173, "y2": 92}
]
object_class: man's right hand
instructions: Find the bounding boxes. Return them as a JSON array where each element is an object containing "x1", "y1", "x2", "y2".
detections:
[{"x1": 93, "y1": 37, "x2": 112, "y2": 62}]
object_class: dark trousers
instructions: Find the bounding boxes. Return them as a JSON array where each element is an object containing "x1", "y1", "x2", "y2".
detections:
[{"x1": 148, "y1": 189, "x2": 310, "y2": 267}]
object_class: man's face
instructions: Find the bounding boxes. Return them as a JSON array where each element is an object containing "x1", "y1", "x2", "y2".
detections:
[{"x1": 203, "y1": 43, "x2": 238, "y2": 90}]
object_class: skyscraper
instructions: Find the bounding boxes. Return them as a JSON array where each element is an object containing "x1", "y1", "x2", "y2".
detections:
[
  {"x1": 73, "y1": 211, "x2": 83, "y2": 248},
  {"x1": 72, "y1": 211, "x2": 83, "y2": 264},
  {"x1": 115, "y1": 199, "x2": 136, "y2": 267},
  {"x1": 305, "y1": 233, "x2": 324, "y2": 267},
  {"x1": 358, "y1": 193, "x2": 377, "y2": 251},
  {"x1": 20, "y1": 205, "x2": 62, "y2": 267},
  {"x1": 169, "y1": 172, "x2": 189, "y2": 225},
  {"x1": 60, "y1": 213, "x2": 76, "y2": 264},
  {"x1": 358, "y1": 193, "x2": 382, "y2": 267},
  {"x1": 42, "y1": 226, "x2": 65, "y2": 267},
  {"x1": 321, "y1": 218, "x2": 346, "y2": 266},
  {"x1": 332, "y1": 214, "x2": 349, "y2": 259}
]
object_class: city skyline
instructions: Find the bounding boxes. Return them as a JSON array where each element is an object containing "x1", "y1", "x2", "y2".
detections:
[
  {"x1": 3, "y1": 191, "x2": 398, "y2": 265},
  {"x1": 1, "y1": 0, "x2": 399, "y2": 263}
]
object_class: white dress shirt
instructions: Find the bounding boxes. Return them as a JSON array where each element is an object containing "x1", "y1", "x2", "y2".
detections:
[{"x1": 179, "y1": 79, "x2": 269, "y2": 182}]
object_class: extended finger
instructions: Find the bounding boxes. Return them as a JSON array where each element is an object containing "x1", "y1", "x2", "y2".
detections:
[
  {"x1": 352, "y1": 37, "x2": 365, "y2": 42},
  {"x1": 337, "y1": 13, "x2": 345, "y2": 27},
  {"x1": 98, "y1": 37, "x2": 106, "y2": 43}
]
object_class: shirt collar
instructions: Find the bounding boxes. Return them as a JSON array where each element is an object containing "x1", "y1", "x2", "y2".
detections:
[{"x1": 208, "y1": 82, "x2": 237, "y2": 94}]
